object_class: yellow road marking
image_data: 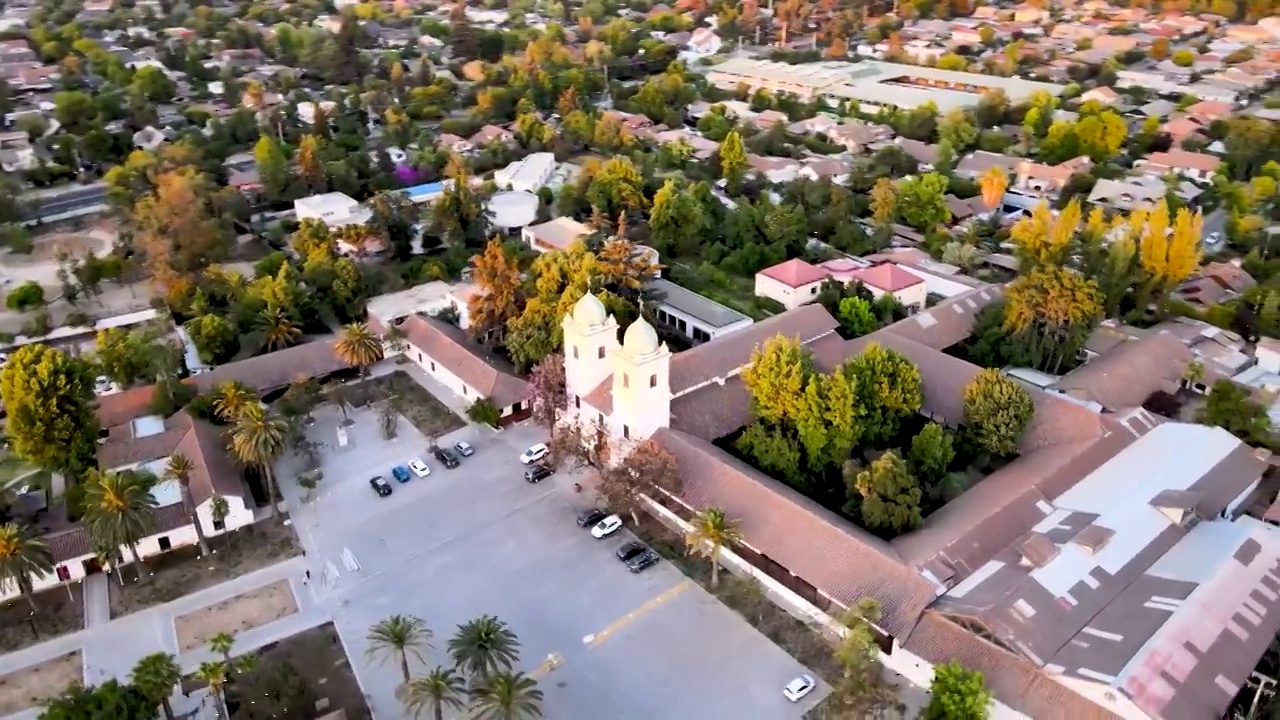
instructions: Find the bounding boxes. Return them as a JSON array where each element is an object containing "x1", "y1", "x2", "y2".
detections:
[{"x1": 582, "y1": 580, "x2": 693, "y2": 648}]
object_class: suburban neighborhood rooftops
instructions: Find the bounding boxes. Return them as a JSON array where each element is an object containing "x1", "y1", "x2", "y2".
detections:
[
  {"x1": 1052, "y1": 332, "x2": 1193, "y2": 412},
  {"x1": 191, "y1": 340, "x2": 354, "y2": 395}
]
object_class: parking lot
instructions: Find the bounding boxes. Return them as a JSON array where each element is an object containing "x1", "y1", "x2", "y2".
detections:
[{"x1": 277, "y1": 399, "x2": 828, "y2": 720}]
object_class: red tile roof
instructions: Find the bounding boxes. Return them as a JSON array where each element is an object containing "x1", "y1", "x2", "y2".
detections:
[
  {"x1": 848, "y1": 264, "x2": 925, "y2": 293},
  {"x1": 400, "y1": 315, "x2": 528, "y2": 409},
  {"x1": 756, "y1": 258, "x2": 829, "y2": 288}
]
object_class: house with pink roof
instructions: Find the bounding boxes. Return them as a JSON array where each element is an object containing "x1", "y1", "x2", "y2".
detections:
[
  {"x1": 754, "y1": 258, "x2": 830, "y2": 310},
  {"x1": 848, "y1": 264, "x2": 928, "y2": 312}
]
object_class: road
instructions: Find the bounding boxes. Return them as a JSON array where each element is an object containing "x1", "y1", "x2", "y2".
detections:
[{"x1": 22, "y1": 183, "x2": 108, "y2": 219}]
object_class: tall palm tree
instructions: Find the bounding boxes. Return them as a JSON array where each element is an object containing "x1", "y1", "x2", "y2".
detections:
[
  {"x1": 164, "y1": 453, "x2": 209, "y2": 556},
  {"x1": 978, "y1": 166, "x2": 1008, "y2": 211},
  {"x1": 82, "y1": 470, "x2": 158, "y2": 582},
  {"x1": 229, "y1": 404, "x2": 287, "y2": 523},
  {"x1": 335, "y1": 322, "x2": 384, "y2": 375},
  {"x1": 209, "y1": 632, "x2": 236, "y2": 670},
  {"x1": 130, "y1": 652, "x2": 181, "y2": 720},
  {"x1": 194, "y1": 661, "x2": 229, "y2": 720},
  {"x1": 467, "y1": 671, "x2": 544, "y2": 720},
  {"x1": 404, "y1": 665, "x2": 466, "y2": 720},
  {"x1": 210, "y1": 495, "x2": 230, "y2": 545},
  {"x1": 685, "y1": 507, "x2": 744, "y2": 590},
  {"x1": 256, "y1": 304, "x2": 301, "y2": 351},
  {"x1": 448, "y1": 615, "x2": 521, "y2": 681},
  {"x1": 211, "y1": 381, "x2": 259, "y2": 423},
  {"x1": 366, "y1": 614, "x2": 432, "y2": 684},
  {"x1": 0, "y1": 522, "x2": 52, "y2": 612}
]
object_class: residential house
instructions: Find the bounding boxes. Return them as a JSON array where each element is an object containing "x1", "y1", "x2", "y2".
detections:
[
  {"x1": 751, "y1": 109, "x2": 788, "y2": 130},
  {"x1": 894, "y1": 138, "x2": 941, "y2": 170},
  {"x1": 436, "y1": 133, "x2": 472, "y2": 154},
  {"x1": 469, "y1": 124, "x2": 515, "y2": 149},
  {"x1": 787, "y1": 115, "x2": 841, "y2": 136},
  {"x1": 687, "y1": 27, "x2": 722, "y2": 56},
  {"x1": 294, "y1": 192, "x2": 374, "y2": 230},
  {"x1": 296, "y1": 100, "x2": 337, "y2": 125},
  {"x1": 1012, "y1": 156, "x2": 1093, "y2": 198},
  {"x1": 132, "y1": 126, "x2": 167, "y2": 151},
  {"x1": 652, "y1": 128, "x2": 718, "y2": 160},
  {"x1": 1173, "y1": 260, "x2": 1257, "y2": 309},
  {"x1": 745, "y1": 154, "x2": 801, "y2": 184},
  {"x1": 1136, "y1": 149, "x2": 1221, "y2": 181},
  {"x1": 846, "y1": 263, "x2": 928, "y2": 312},
  {"x1": 1161, "y1": 116, "x2": 1208, "y2": 144},
  {"x1": 754, "y1": 258, "x2": 830, "y2": 310},
  {"x1": 1080, "y1": 86, "x2": 1120, "y2": 105},
  {"x1": 493, "y1": 152, "x2": 557, "y2": 193},
  {"x1": 1185, "y1": 99, "x2": 1234, "y2": 124},
  {"x1": 0, "y1": 39, "x2": 35, "y2": 63},
  {"x1": 826, "y1": 122, "x2": 895, "y2": 153},
  {"x1": 0, "y1": 130, "x2": 37, "y2": 172},
  {"x1": 1051, "y1": 331, "x2": 1192, "y2": 411},
  {"x1": 955, "y1": 150, "x2": 1021, "y2": 179},
  {"x1": 799, "y1": 157, "x2": 853, "y2": 184},
  {"x1": 1136, "y1": 99, "x2": 1177, "y2": 119},
  {"x1": 1087, "y1": 175, "x2": 1202, "y2": 211},
  {"x1": 522, "y1": 217, "x2": 593, "y2": 253}
]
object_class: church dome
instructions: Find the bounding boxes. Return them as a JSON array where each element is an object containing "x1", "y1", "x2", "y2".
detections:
[
  {"x1": 623, "y1": 317, "x2": 660, "y2": 356},
  {"x1": 572, "y1": 293, "x2": 607, "y2": 327}
]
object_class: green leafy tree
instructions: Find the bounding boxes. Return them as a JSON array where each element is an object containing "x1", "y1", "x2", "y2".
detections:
[
  {"x1": 94, "y1": 328, "x2": 156, "y2": 388},
  {"x1": 718, "y1": 130, "x2": 747, "y2": 185},
  {"x1": 82, "y1": 470, "x2": 158, "y2": 581},
  {"x1": 735, "y1": 422, "x2": 804, "y2": 485},
  {"x1": 38, "y1": 680, "x2": 153, "y2": 720},
  {"x1": 185, "y1": 315, "x2": 238, "y2": 365},
  {"x1": 468, "y1": 671, "x2": 544, "y2": 720},
  {"x1": 367, "y1": 614, "x2": 432, "y2": 684},
  {"x1": 648, "y1": 179, "x2": 707, "y2": 257},
  {"x1": 449, "y1": 615, "x2": 522, "y2": 680},
  {"x1": 0, "y1": 522, "x2": 53, "y2": 612},
  {"x1": 0, "y1": 344, "x2": 99, "y2": 476},
  {"x1": 843, "y1": 344, "x2": 922, "y2": 446},
  {"x1": 130, "y1": 652, "x2": 182, "y2": 720},
  {"x1": 897, "y1": 173, "x2": 951, "y2": 230},
  {"x1": 923, "y1": 662, "x2": 992, "y2": 720},
  {"x1": 837, "y1": 296, "x2": 878, "y2": 337},
  {"x1": 404, "y1": 666, "x2": 467, "y2": 720},
  {"x1": 685, "y1": 507, "x2": 744, "y2": 589},
  {"x1": 1197, "y1": 379, "x2": 1271, "y2": 445},
  {"x1": 740, "y1": 335, "x2": 813, "y2": 425},
  {"x1": 849, "y1": 451, "x2": 922, "y2": 534},
  {"x1": 793, "y1": 370, "x2": 862, "y2": 472},
  {"x1": 909, "y1": 422, "x2": 955, "y2": 484},
  {"x1": 253, "y1": 135, "x2": 289, "y2": 199},
  {"x1": 962, "y1": 369, "x2": 1035, "y2": 457}
]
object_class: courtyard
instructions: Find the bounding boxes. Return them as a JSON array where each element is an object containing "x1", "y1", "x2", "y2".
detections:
[{"x1": 276, "y1": 382, "x2": 828, "y2": 719}]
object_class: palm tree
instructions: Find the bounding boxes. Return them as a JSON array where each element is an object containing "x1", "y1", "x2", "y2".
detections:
[
  {"x1": 335, "y1": 322, "x2": 384, "y2": 375},
  {"x1": 194, "y1": 661, "x2": 229, "y2": 720},
  {"x1": 366, "y1": 614, "x2": 432, "y2": 684},
  {"x1": 448, "y1": 615, "x2": 521, "y2": 681},
  {"x1": 978, "y1": 166, "x2": 1008, "y2": 211},
  {"x1": 209, "y1": 632, "x2": 236, "y2": 670},
  {"x1": 256, "y1": 304, "x2": 301, "y2": 351},
  {"x1": 685, "y1": 507, "x2": 744, "y2": 589},
  {"x1": 404, "y1": 665, "x2": 466, "y2": 720},
  {"x1": 467, "y1": 671, "x2": 544, "y2": 720},
  {"x1": 0, "y1": 522, "x2": 52, "y2": 612},
  {"x1": 130, "y1": 652, "x2": 181, "y2": 720},
  {"x1": 210, "y1": 495, "x2": 230, "y2": 545},
  {"x1": 164, "y1": 453, "x2": 209, "y2": 556},
  {"x1": 81, "y1": 470, "x2": 158, "y2": 582},
  {"x1": 229, "y1": 404, "x2": 287, "y2": 523},
  {"x1": 211, "y1": 381, "x2": 259, "y2": 423}
]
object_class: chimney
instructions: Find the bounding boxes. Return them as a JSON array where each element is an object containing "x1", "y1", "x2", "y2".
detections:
[
  {"x1": 1071, "y1": 524, "x2": 1115, "y2": 555},
  {"x1": 1016, "y1": 532, "x2": 1060, "y2": 569},
  {"x1": 1149, "y1": 489, "x2": 1202, "y2": 526}
]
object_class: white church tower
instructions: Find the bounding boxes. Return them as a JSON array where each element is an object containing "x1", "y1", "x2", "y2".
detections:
[
  {"x1": 610, "y1": 316, "x2": 671, "y2": 441},
  {"x1": 562, "y1": 293, "x2": 617, "y2": 415}
]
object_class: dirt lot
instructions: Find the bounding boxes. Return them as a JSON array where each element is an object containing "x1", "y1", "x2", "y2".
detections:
[
  {"x1": 110, "y1": 521, "x2": 300, "y2": 618},
  {"x1": 182, "y1": 623, "x2": 371, "y2": 720},
  {"x1": 0, "y1": 584, "x2": 85, "y2": 653},
  {"x1": 0, "y1": 651, "x2": 82, "y2": 716},
  {"x1": 339, "y1": 370, "x2": 464, "y2": 440},
  {"x1": 175, "y1": 580, "x2": 298, "y2": 652}
]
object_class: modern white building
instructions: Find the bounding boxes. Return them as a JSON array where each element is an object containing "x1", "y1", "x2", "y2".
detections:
[
  {"x1": 294, "y1": 192, "x2": 374, "y2": 229},
  {"x1": 647, "y1": 279, "x2": 753, "y2": 344},
  {"x1": 493, "y1": 152, "x2": 557, "y2": 193},
  {"x1": 754, "y1": 258, "x2": 831, "y2": 310},
  {"x1": 522, "y1": 217, "x2": 594, "y2": 253}
]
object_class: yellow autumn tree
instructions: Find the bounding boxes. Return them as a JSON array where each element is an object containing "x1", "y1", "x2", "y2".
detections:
[
  {"x1": 1137, "y1": 204, "x2": 1202, "y2": 297},
  {"x1": 1010, "y1": 199, "x2": 1082, "y2": 270},
  {"x1": 468, "y1": 238, "x2": 524, "y2": 343},
  {"x1": 978, "y1": 166, "x2": 1008, "y2": 210},
  {"x1": 741, "y1": 335, "x2": 814, "y2": 426},
  {"x1": 1004, "y1": 265, "x2": 1103, "y2": 372}
]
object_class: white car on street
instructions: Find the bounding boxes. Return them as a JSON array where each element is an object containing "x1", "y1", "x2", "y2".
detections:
[
  {"x1": 783, "y1": 674, "x2": 816, "y2": 702},
  {"x1": 590, "y1": 514, "x2": 623, "y2": 539},
  {"x1": 408, "y1": 459, "x2": 431, "y2": 478},
  {"x1": 520, "y1": 443, "x2": 549, "y2": 464}
]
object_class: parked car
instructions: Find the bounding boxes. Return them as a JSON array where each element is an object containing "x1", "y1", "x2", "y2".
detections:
[
  {"x1": 616, "y1": 541, "x2": 646, "y2": 562},
  {"x1": 408, "y1": 459, "x2": 431, "y2": 478},
  {"x1": 524, "y1": 464, "x2": 554, "y2": 483},
  {"x1": 369, "y1": 476, "x2": 392, "y2": 497},
  {"x1": 391, "y1": 465, "x2": 411, "y2": 483},
  {"x1": 627, "y1": 550, "x2": 660, "y2": 573},
  {"x1": 783, "y1": 675, "x2": 816, "y2": 703},
  {"x1": 577, "y1": 509, "x2": 609, "y2": 528},
  {"x1": 434, "y1": 447, "x2": 460, "y2": 469},
  {"x1": 590, "y1": 514, "x2": 623, "y2": 539},
  {"x1": 520, "y1": 443, "x2": 549, "y2": 464},
  {"x1": 453, "y1": 440, "x2": 475, "y2": 457}
]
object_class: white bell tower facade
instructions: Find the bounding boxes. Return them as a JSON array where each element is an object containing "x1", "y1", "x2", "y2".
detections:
[
  {"x1": 609, "y1": 317, "x2": 671, "y2": 442},
  {"x1": 561, "y1": 293, "x2": 617, "y2": 418}
]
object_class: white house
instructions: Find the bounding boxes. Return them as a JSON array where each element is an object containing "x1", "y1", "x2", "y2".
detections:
[
  {"x1": 754, "y1": 258, "x2": 831, "y2": 310},
  {"x1": 522, "y1": 217, "x2": 594, "y2": 253},
  {"x1": 294, "y1": 192, "x2": 374, "y2": 229},
  {"x1": 493, "y1": 152, "x2": 557, "y2": 193},
  {"x1": 397, "y1": 314, "x2": 528, "y2": 417},
  {"x1": 687, "y1": 27, "x2": 722, "y2": 56},
  {"x1": 847, "y1": 263, "x2": 928, "y2": 312},
  {"x1": 1134, "y1": 149, "x2": 1221, "y2": 182},
  {"x1": 296, "y1": 100, "x2": 338, "y2": 125}
]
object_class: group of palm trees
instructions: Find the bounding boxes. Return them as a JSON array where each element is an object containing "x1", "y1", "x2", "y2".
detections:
[
  {"x1": 366, "y1": 613, "x2": 544, "y2": 720},
  {"x1": 121, "y1": 632, "x2": 248, "y2": 720}
]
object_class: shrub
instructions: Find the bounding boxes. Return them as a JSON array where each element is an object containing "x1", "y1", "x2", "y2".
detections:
[
  {"x1": 467, "y1": 398, "x2": 501, "y2": 427},
  {"x1": 65, "y1": 311, "x2": 91, "y2": 327},
  {"x1": 6, "y1": 281, "x2": 45, "y2": 311}
]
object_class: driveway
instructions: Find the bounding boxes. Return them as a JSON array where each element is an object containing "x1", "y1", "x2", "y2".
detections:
[{"x1": 277, "y1": 402, "x2": 827, "y2": 720}]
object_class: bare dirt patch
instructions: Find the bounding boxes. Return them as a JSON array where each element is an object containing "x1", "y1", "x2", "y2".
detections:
[
  {"x1": 0, "y1": 651, "x2": 82, "y2": 716},
  {"x1": 0, "y1": 583, "x2": 85, "y2": 653},
  {"x1": 338, "y1": 370, "x2": 465, "y2": 440},
  {"x1": 174, "y1": 579, "x2": 299, "y2": 652},
  {"x1": 109, "y1": 520, "x2": 300, "y2": 618}
]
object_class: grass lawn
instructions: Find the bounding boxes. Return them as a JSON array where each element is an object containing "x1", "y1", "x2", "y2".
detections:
[
  {"x1": 337, "y1": 370, "x2": 465, "y2": 440},
  {"x1": 182, "y1": 623, "x2": 371, "y2": 720},
  {"x1": 0, "y1": 583, "x2": 84, "y2": 653},
  {"x1": 108, "y1": 520, "x2": 300, "y2": 618}
]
